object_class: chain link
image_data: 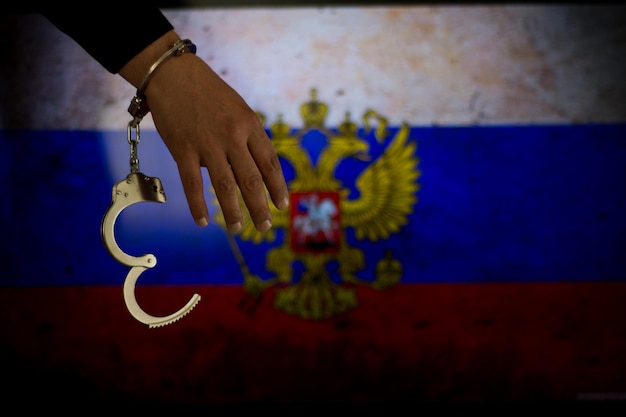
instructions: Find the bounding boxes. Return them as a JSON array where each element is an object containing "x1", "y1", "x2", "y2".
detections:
[{"x1": 127, "y1": 121, "x2": 141, "y2": 173}]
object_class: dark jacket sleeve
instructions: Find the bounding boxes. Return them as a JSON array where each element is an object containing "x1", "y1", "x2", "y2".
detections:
[{"x1": 41, "y1": 6, "x2": 174, "y2": 74}]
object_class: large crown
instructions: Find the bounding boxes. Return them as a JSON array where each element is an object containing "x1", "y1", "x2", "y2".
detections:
[{"x1": 300, "y1": 88, "x2": 328, "y2": 128}]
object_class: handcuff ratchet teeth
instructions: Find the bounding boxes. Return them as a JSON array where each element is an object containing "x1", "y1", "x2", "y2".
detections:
[{"x1": 100, "y1": 120, "x2": 200, "y2": 328}]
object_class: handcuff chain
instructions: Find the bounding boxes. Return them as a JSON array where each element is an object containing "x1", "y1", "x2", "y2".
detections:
[{"x1": 127, "y1": 121, "x2": 141, "y2": 173}]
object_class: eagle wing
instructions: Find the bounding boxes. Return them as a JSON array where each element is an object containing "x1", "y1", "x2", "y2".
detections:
[{"x1": 341, "y1": 122, "x2": 420, "y2": 241}]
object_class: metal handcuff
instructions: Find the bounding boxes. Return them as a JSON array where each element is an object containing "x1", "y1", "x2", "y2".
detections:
[{"x1": 101, "y1": 39, "x2": 201, "y2": 328}]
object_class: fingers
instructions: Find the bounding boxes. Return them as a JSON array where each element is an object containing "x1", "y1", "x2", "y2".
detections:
[
  {"x1": 206, "y1": 158, "x2": 245, "y2": 234},
  {"x1": 214, "y1": 133, "x2": 286, "y2": 233},
  {"x1": 171, "y1": 122, "x2": 287, "y2": 234},
  {"x1": 208, "y1": 115, "x2": 288, "y2": 233},
  {"x1": 228, "y1": 156, "x2": 272, "y2": 233},
  {"x1": 176, "y1": 160, "x2": 210, "y2": 228},
  {"x1": 249, "y1": 128, "x2": 290, "y2": 211}
]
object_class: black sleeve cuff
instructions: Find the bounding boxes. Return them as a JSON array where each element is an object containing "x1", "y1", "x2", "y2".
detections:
[{"x1": 41, "y1": 6, "x2": 174, "y2": 73}]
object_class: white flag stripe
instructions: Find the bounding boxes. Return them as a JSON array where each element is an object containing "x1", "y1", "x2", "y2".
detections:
[{"x1": 2, "y1": 5, "x2": 625, "y2": 130}]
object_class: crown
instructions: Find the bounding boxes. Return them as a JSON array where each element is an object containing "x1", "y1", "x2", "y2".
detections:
[
  {"x1": 300, "y1": 88, "x2": 328, "y2": 128},
  {"x1": 338, "y1": 111, "x2": 358, "y2": 137},
  {"x1": 270, "y1": 113, "x2": 291, "y2": 138}
]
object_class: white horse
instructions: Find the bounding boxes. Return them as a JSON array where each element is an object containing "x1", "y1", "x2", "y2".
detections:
[{"x1": 292, "y1": 194, "x2": 338, "y2": 244}]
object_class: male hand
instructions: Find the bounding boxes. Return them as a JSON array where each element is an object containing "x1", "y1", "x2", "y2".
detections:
[{"x1": 121, "y1": 32, "x2": 289, "y2": 232}]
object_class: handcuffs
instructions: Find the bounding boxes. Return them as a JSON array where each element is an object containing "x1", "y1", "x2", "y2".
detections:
[{"x1": 101, "y1": 39, "x2": 201, "y2": 328}]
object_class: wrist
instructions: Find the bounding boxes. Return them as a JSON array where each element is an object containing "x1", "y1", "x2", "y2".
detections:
[
  {"x1": 124, "y1": 33, "x2": 197, "y2": 125},
  {"x1": 119, "y1": 30, "x2": 182, "y2": 88}
]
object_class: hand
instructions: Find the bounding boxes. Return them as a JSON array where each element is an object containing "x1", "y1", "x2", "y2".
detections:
[{"x1": 120, "y1": 32, "x2": 289, "y2": 233}]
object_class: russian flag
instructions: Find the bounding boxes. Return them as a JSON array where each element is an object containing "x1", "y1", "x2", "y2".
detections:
[{"x1": 1, "y1": 4, "x2": 626, "y2": 405}]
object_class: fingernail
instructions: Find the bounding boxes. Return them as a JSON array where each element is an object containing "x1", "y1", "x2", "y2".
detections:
[
  {"x1": 277, "y1": 196, "x2": 289, "y2": 210},
  {"x1": 258, "y1": 220, "x2": 272, "y2": 232},
  {"x1": 196, "y1": 217, "x2": 208, "y2": 227},
  {"x1": 228, "y1": 221, "x2": 242, "y2": 234}
]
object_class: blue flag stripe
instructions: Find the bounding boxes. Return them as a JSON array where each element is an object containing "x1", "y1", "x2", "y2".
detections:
[{"x1": 1, "y1": 123, "x2": 624, "y2": 286}]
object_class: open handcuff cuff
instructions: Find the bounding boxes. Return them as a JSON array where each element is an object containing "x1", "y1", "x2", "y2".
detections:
[{"x1": 101, "y1": 39, "x2": 201, "y2": 328}]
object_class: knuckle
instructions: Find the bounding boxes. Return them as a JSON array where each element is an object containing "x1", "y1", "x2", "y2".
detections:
[
  {"x1": 243, "y1": 173, "x2": 263, "y2": 192},
  {"x1": 262, "y1": 150, "x2": 281, "y2": 173},
  {"x1": 241, "y1": 109, "x2": 263, "y2": 128},
  {"x1": 215, "y1": 176, "x2": 237, "y2": 193}
]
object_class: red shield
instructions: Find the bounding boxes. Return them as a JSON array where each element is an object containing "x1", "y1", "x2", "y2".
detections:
[{"x1": 290, "y1": 191, "x2": 341, "y2": 254}]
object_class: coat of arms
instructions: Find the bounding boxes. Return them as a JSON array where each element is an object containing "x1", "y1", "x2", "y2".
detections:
[{"x1": 213, "y1": 89, "x2": 420, "y2": 319}]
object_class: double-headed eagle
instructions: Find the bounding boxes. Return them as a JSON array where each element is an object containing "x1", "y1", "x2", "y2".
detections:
[{"x1": 213, "y1": 89, "x2": 420, "y2": 319}]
